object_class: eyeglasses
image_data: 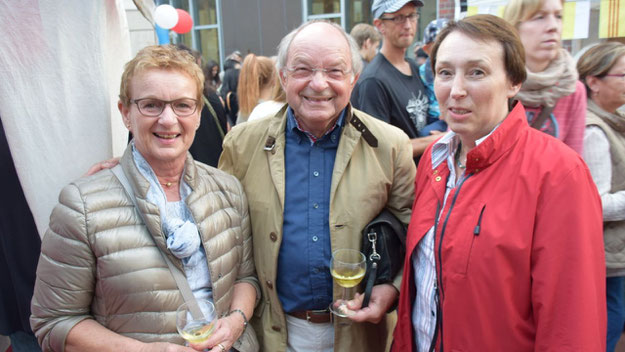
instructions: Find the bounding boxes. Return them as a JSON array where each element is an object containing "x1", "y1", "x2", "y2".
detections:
[
  {"x1": 604, "y1": 73, "x2": 625, "y2": 80},
  {"x1": 285, "y1": 66, "x2": 352, "y2": 81},
  {"x1": 131, "y1": 98, "x2": 199, "y2": 117},
  {"x1": 380, "y1": 12, "x2": 419, "y2": 25}
]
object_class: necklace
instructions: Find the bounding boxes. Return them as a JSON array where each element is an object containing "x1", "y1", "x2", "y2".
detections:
[
  {"x1": 160, "y1": 181, "x2": 178, "y2": 188},
  {"x1": 455, "y1": 145, "x2": 466, "y2": 170}
]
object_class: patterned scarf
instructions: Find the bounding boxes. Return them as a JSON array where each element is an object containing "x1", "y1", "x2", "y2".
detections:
[{"x1": 515, "y1": 48, "x2": 578, "y2": 108}]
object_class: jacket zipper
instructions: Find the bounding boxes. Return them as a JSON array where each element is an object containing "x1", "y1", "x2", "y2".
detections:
[
  {"x1": 474, "y1": 205, "x2": 486, "y2": 236},
  {"x1": 434, "y1": 173, "x2": 472, "y2": 352}
]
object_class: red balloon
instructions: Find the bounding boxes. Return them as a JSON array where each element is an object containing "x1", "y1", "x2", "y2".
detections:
[{"x1": 172, "y1": 9, "x2": 193, "y2": 34}]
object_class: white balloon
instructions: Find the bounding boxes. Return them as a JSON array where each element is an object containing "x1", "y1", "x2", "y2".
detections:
[{"x1": 154, "y1": 4, "x2": 178, "y2": 30}]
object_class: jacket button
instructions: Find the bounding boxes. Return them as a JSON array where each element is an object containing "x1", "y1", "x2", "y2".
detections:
[
  {"x1": 270, "y1": 232, "x2": 277, "y2": 241},
  {"x1": 266, "y1": 280, "x2": 274, "y2": 289},
  {"x1": 272, "y1": 325, "x2": 281, "y2": 332},
  {"x1": 435, "y1": 176, "x2": 442, "y2": 182}
]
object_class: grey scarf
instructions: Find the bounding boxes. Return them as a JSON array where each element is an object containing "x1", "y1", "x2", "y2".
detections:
[{"x1": 515, "y1": 48, "x2": 578, "y2": 107}]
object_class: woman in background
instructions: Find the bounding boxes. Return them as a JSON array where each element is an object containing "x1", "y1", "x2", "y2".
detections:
[
  {"x1": 247, "y1": 70, "x2": 286, "y2": 122},
  {"x1": 503, "y1": 0, "x2": 586, "y2": 154},
  {"x1": 204, "y1": 60, "x2": 221, "y2": 91},
  {"x1": 175, "y1": 46, "x2": 229, "y2": 167},
  {"x1": 578, "y1": 42, "x2": 625, "y2": 352},
  {"x1": 235, "y1": 54, "x2": 276, "y2": 124}
]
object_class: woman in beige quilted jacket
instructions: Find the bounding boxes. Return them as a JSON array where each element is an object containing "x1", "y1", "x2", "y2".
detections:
[{"x1": 30, "y1": 45, "x2": 259, "y2": 352}]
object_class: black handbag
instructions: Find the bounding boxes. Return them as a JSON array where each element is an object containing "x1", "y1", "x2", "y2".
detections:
[{"x1": 361, "y1": 209, "x2": 407, "y2": 308}]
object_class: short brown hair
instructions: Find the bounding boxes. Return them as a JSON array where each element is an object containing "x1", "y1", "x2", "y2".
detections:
[
  {"x1": 577, "y1": 42, "x2": 625, "y2": 95},
  {"x1": 350, "y1": 23, "x2": 381, "y2": 48},
  {"x1": 430, "y1": 14, "x2": 527, "y2": 86},
  {"x1": 119, "y1": 45, "x2": 205, "y2": 108},
  {"x1": 503, "y1": 0, "x2": 564, "y2": 28}
]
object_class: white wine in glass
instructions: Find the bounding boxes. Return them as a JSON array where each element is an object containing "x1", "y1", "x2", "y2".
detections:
[
  {"x1": 329, "y1": 248, "x2": 366, "y2": 317},
  {"x1": 176, "y1": 299, "x2": 216, "y2": 345}
]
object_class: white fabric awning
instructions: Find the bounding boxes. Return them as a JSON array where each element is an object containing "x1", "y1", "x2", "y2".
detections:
[{"x1": 0, "y1": 0, "x2": 131, "y2": 237}]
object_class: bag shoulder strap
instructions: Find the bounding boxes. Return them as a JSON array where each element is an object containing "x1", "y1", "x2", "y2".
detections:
[
  {"x1": 203, "y1": 95, "x2": 225, "y2": 139},
  {"x1": 111, "y1": 165, "x2": 202, "y2": 318},
  {"x1": 530, "y1": 105, "x2": 555, "y2": 130},
  {"x1": 226, "y1": 91, "x2": 233, "y2": 111}
]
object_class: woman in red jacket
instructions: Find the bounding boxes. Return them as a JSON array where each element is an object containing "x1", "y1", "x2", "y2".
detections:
[{"x1": 392, "y1": 14, "x2": 606, "y2": 351}]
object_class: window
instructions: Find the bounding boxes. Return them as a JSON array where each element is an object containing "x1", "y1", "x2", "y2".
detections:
[
  {"x1": 158, "y1": 0, "x2": 224, "y2": 67},
  {"x1": 191, "y1": 0, "x2": 222, "y2": 66},
  {"x1": 346, "y1": 0, "x2": 373, "y2": 32},
  {"x1": 304, "y1": 0, "x2": 344, "y2": 26},
  {"x1": 303, "y1": 0, "x2": 373, "y2": 32}
]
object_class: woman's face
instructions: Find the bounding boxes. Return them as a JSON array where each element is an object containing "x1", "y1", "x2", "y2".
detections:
[
  {"x1": 592, "y1": 55, "x2": 625, "y2": 113},
  {"x1": 517, "y1": 0, "x2": 563, "y2": 72},
  {"x1": 120, "y1": 68, "x2": 200, "y2": 168},
  {"x1": 434, "y1": 31, "x2": 521, "y2": 146},
  {"x1": 211, "y1": 65, "x2": 218, "y2": 78}
]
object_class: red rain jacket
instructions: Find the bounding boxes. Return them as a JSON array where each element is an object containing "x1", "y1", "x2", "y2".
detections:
[{"x1": 393, "y1": 104, "x2": 606, "y2": 351}]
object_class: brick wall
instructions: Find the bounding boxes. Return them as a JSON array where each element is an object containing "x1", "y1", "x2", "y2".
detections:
[{"x1": 438, "y1": 0, "x2": 455, "y2": 20}]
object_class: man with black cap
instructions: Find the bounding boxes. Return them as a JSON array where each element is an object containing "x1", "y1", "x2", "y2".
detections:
[{"x1": 352, "y1": 0, "x2": 441, "y2": 160}]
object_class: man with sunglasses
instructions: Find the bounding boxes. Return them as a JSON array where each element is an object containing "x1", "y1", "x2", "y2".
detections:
[{"x1": 352, "y1": 0, "x2": 442, "y2": 161}]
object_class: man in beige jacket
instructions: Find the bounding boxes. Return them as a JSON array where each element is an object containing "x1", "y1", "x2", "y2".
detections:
[{"x1": 219, "y1": 20, "x2": 416, "y2": 352}]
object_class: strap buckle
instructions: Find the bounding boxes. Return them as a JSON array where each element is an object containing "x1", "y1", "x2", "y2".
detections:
[{"x1": 368, "y1": 231, "x2": 381, "y2": 261}]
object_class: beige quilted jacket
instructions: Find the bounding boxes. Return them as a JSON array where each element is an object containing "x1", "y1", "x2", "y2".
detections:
[{"x1": 30, "y1": 147, "x2": 259, "y2": 351}]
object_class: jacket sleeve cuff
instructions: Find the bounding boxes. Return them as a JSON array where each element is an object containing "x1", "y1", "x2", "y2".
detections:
[{"x1": 44, "y1": 316, "x2": 91, "y2": 352}]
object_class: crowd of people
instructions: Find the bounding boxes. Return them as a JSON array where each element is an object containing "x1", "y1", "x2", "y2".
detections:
[{"x1": 6, "y1": 0, "x2": 624, "y2": 351}]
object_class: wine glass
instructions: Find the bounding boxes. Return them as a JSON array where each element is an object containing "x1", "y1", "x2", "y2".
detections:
[
  {"x1": 329, "y1": 248, "x2": 366, "y2": 317},
  {"x1": 176, "y1": 298, "x2": 216, "y2": 345}
]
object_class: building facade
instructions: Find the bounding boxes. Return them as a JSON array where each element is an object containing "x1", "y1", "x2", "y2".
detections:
[
  {"x1": 126, "y1": 0, "x2": 621, "y2": 68},
  {"x1": 127, "y1": 0, "x2": 447, "y2": 66}
]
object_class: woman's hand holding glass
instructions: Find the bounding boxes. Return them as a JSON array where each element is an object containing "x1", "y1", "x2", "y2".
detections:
[
  {"x1": 186, "y1": 308, "x2": 247, "y2": 352},
  {"x1": 176, "y1": 299, "x2": 216, "y2": 348}
]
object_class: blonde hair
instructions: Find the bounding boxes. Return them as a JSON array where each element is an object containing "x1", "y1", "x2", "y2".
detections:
[
  {"x1": 237, "y1": 54, "x2": 276, "y2": 116},
  {"x1": 270, "y1": 71, "x2": 286, "y2": 103},
  {"x1": 119, "y1": 45, "x2": 204, "y2": 108},
  {"x1": 503, "y1": 0, "x2": 564, "y2": 28},
  {"x1": 350, "y1": 23, "x2": 381, "y2": 48}
]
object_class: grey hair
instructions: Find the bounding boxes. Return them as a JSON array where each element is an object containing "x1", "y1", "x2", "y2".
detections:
[
  {"x1": 577, "y1": 42, "x2": 625, "y2": 95},
  {"x1": 276, "y1": 20, "x2": 363, "y2": 78}
]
